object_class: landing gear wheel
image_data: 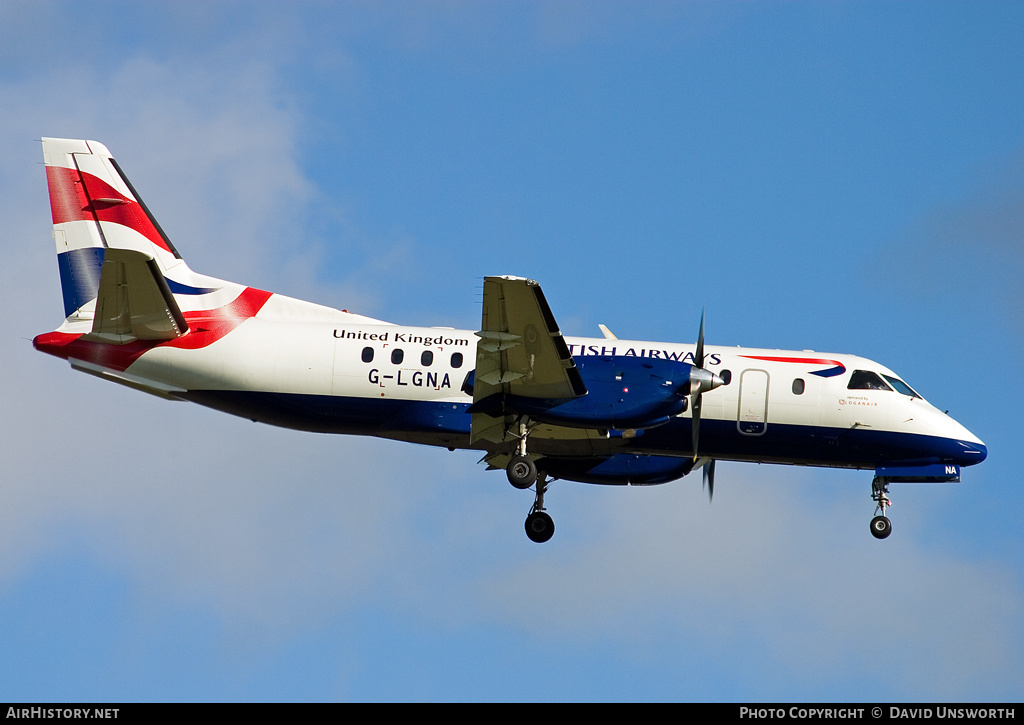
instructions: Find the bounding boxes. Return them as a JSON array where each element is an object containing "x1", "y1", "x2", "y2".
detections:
[
  {"x1": 507, "y1": 455, "x2": 537, "y2": 489},
  {"x1": 870, "y1": 477, "x2": 893, "y2": 540},
  {"x1": 870, "y1": 515, "x2": 892, "y2": 539},
  {"x1": 525, "y1": 511, "x2": 554, "y2": 543}
]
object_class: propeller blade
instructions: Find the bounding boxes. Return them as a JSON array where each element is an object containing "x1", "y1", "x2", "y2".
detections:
[
  {"x1": 689, "y1": 309, "x2": 726, "y2": 473},
  {"x1": 702, "y1": 459, "x2": 716, "y2": 503},
  {"x1": 691, "y1": 389, "x2": 702, "y2": 460},
  {"x1": 695, "y1": 308, "x2": 705, "y2": 368},
  {"x1": 691, "y1": 308, "x2": 707, "y2": 461}
]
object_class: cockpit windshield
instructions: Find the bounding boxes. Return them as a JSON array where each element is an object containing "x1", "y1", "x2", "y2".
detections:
[
  {"x1": 882, "y1": 374, "x2": 921, "y2": 399},
  {"x1": 847, "y1": 370, "x2": 892, "y2": 391},
  {"x1": 847, "y1": 370, "x2": 922, "y2": 398}
]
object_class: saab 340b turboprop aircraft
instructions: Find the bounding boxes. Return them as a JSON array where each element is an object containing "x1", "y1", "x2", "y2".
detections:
[{"x1": 33, "y1": 137, "x2": 987, "y2": 543}]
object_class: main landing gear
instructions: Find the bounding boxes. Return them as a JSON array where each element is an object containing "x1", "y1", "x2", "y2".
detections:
[
  {"x1": 506, "y1": 454, "x2": 537, "y2": 490},
  {"x1": 507, "y1": 459, "x2": 554, "y2": 543},
  {"x1": 504, "y1": 422, "x2": 554, "y2": 543},
  {"x1": 870, "y1": 477, "x2": 893, "y2": 539}
]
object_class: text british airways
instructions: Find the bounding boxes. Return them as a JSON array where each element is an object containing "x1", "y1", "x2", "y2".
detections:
[{"x1": 568, "y1": 344, "x2": 721, "y2": 365}]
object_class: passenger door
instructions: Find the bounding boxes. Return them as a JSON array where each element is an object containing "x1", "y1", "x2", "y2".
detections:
[{"x1": 737, "y1": 368, "x2": 769, "y2": 435}]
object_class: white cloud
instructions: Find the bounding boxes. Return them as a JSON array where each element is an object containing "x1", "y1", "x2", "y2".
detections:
[{"x1": 0, "y1": 13, "x2": 387, "y2": 629}]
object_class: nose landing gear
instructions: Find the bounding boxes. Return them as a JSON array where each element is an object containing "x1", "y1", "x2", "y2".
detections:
[
  {"x1": 870, "y1": 477, "x2": 892, "y2": 539},
  {"x1": 525, "y1": 482, "x2": 554, "y2": 544}
]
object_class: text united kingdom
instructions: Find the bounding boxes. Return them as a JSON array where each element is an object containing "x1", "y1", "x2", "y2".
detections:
[{"x1": 334, "y1": 328, "x2": 470, "y2": 347}]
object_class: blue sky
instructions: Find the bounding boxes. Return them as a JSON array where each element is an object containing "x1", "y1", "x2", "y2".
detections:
[{"x1": 1, "y1": 0, "x2": 1022, "y2": 702}]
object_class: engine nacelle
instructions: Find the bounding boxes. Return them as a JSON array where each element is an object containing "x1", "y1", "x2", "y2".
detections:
[
  {"x1": 539, "y1": 453, "x2": 696, "y2": 485},
  {"x1": 507, "y1": 355, "x2": 694, "y2": 430}
]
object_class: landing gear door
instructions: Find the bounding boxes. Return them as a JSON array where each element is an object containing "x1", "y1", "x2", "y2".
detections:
[{"x1": 737, "y1": 369, "x2": 769, "y2": 435}]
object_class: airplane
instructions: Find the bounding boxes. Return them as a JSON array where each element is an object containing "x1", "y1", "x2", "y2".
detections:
[{"x1": 32, "y1": 137, "x2": 988, "y2": 543}]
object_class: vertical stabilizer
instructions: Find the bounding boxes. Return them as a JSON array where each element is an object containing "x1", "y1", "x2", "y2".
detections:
[{"x1": 42, "y1": 138, "x2": 185, "y2": 320}]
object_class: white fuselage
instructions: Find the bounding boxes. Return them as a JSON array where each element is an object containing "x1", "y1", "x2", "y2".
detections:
[{"x1": 83, "y1": 305, "x2": 982, "y2": 473}]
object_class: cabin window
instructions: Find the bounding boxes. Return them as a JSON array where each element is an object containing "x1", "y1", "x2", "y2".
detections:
[
  {"x1": 391, "y1": 348, "x2": 404, "y2": 365},
  {"x1": 421, "y1": 350, "x2": 434, "y2": 366},
  {"x1": 719, "y1": 369, "x2": 732, "y2": 385},
  {"x1": 847, "y1": 370, "x2": 892, "y2": 391},
  {"x1": 361, "y1": 346, "x2": 374, "y2": 363},
  {"x1": 792, "y1": 378, "x2": 805, "y2": 395},
  {"x1": 451, "y1": 352, "x2": 464, "y2": 368}
]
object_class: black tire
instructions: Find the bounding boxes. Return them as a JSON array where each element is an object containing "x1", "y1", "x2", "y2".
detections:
[
  {"x1": 507, "y1": 455, "x2": 537, "y2": 489},
  {"x1": 870, "y1": 515, "x2": 892, "y2": 539},
  {"x1": 525, "y1": 511, "x2": 555, "y2": 543}
]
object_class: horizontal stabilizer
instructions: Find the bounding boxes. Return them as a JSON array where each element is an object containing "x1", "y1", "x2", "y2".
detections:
[
  {"x1": 84, "y1": 248, "x2": 189, "y2": 344},
  {"x1": 69, "y1": 358, "x2": 186, "y2": 400}
]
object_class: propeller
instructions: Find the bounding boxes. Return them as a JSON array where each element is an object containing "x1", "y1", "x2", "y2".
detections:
[
  {"x1": 689, "y1": 310, "x2": 724, "y2": 461},
  {"x1": 690, "y1": 309, "x2": 724, "y2": 502}
]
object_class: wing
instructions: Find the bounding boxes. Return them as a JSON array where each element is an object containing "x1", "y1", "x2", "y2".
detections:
[{"x1": 470, "y1": 276, "x2": 586, "y2": 444}]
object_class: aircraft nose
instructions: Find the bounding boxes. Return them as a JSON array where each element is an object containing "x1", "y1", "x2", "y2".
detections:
[
  {"x1": 951, "y1": 424, "x2": 987, "y2": 466},
  {"x1": 959, "y1": 438, "x2": 987, "y2": 466},
  {"x1": 935, "y1": 409, "x2": 987, "y2": 467}
]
